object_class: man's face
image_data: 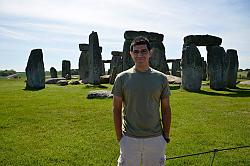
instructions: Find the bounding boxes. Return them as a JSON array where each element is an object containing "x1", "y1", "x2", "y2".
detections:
[{"x1": 130, "y1": 44, "x2": 151, "y2": 66}]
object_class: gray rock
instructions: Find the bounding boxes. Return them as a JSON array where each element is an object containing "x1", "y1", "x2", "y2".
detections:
[
  {"x1": 166, "y1": 75, "x2": 182, "y2": 84},
  {"x1": 45, "y1": 78, "x2": 66, "y2": 84},
  {"x1": 207, "y1": 46, "x2": 227, "y2": 90},
  {"x1": 87, "y1": 90, "x2": 113, "y2": 99},
  {"x1": 181, "y1": 44, "x2": 202, "y2": 91},
  {"x1": 79, "y1": 44, "x2": 90, "y2": 83},
  {"x1": 110, "y1": 51, "x2": 123, "y2": 75},
  {"x1": 50, "y1": 67, "x2": 57, "y2": 78},
  {"x1": 88, "y1": 31, "x2": 103, "y2": 85},
  {"x1": 171, "y1": 59, "x2": 181, "y2": 76},
  {"x1": 69, "y1": 80, "x2": 80, "y2": 85},
  {"x1": 7, "y1": 74, "x2": 20, "y2": 79},
  {"x1": 100, "y1": 75, "x2": 110, "y2": 84},
  {"x1": 62, "y1": 60, "x2": 71, "y2": 79},
  {"x1": 25, "y1": 49, "x2": 45, "y2": 89},
  {"x1": 247, "y1": 71, "x2": 250, "y2": 79},
  {"x1": 57, "y1": 80, "x2": 68, "y2": 86},
  {"x1": 184, "y1": 35, "x2": 222, "y2": 46},
  {"x1": 226, "y1": 49, "x2": 239, "y2": 88}
]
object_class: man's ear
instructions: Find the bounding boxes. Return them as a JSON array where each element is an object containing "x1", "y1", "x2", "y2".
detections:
[
  {"x1": 129, "y1": 51, "x2": 133, "y2": 56},
  {"x1": 149, "y1": 49, "x2": 153, "y2": 57}
]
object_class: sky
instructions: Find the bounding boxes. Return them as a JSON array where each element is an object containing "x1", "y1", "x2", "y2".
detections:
[{"x1": 0, "y1": 0, "x2": 249, "y2": 71}]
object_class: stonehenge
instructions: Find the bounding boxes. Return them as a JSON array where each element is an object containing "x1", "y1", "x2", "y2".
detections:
[
  {"x1": 25, "y1": 31, "x2": 240, "y2": 91},
  {"x1": 25, "y1": 49, "x2": 45, "y2": 89},
  {"x1": 181, "y1": 34, "x2": 239, "y2": 91}
]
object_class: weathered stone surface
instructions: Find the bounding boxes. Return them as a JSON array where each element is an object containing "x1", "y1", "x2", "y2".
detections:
[
  {"x1": 207, "y1": 46, "x2": 227, "y2": 90},
  {"x1": 69, "y1": 80, "x2": 80, "y2": 85},
  {"x1": 87, "y1": 90, "x2": 113, "y2": 99},
  {"x1": 181, "y1": 44, "x2": 202, "y2": 91},
  {"x1": 100, "y1": 75, "x2": 110, "y2": 84},
  {"x1": 247, "y1": 71, "x2": 250, "y2": 79},
  {"x1": 122, "y1": 30, "x2": 168, "y2": 73},
  {"x1": 45, "y1": 78, "x2": 65, "y2": 84},
  {"x1": 7, "y1": 74, "x2": 20, "y2": 79},
  {"x1": 50, "y1": 67, "x2": 57, "y2": 78},
  {"x1": 166, "y1": 75, "x2": 181, "y2": 84},
  {"x1": 201, "y1": 57, "x2": 207, "y2": 81},
  {"x1": 124, "y1": 31, "x2": 164, "y2": 42},
  {"x1": 79, "y1": 44, "x2": 89, "y2": 51},
  {"x1": 171, "y1": 59, "x2": 181, "y2": 76},
  {"x1": 88, "y1": 31, "x2": 103, "y2": 85},
  {"x1": 110, "y1": 66, "x2": 119, "y2": 85},
  {"x1": 25, "y1": 49, "x2": 45, "y2": 89},
  {"x1": 184, "y1": 35, "x2": 222, "y2": 46},
  {"x1": 226, "y1": 49, "x2": 239, "y2": 88},
  {"x1": 110, "y1": 51, "x2": 123, "y2": 75},
  {"x1": 79, "y1": 44, "x2": 89, "y2": 83},
  {"x1": 57, "y1": 80, "x2": 68, "y2": 86},
  {"x1": 62, "y1": 60, "x2": 71, "y2": 79}
]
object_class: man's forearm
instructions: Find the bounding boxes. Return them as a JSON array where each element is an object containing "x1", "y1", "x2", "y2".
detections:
[
  {"x1": 113, "y1": 108, "x2": 122, "y2": 141},
  {"x1": 162, "y1": 106, "x2": 171, "y2": 137}
]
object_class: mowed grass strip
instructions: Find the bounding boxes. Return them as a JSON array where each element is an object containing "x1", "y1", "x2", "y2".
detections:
[{"x1": 0, "y1": 79, "x2": 249, "y2": 165}]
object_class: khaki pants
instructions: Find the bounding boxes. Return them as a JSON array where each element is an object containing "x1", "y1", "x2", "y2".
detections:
[{"x1": 117, "y1": 135, "x2": 166, "y2": 166}]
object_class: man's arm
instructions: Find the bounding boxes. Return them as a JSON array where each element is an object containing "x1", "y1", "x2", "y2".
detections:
[
  {"x1": 113, "y1": 95, "x2": 123, "y2": 142},
  {"x1": 161, "y1": 97, "x2": 171, "y2": 142}
]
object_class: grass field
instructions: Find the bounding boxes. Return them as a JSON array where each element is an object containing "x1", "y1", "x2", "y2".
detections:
[{"x1": 0, "y1": 78, "x2": 249, "y2": 165}]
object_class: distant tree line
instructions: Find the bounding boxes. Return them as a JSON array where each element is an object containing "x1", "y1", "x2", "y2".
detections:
[{"x1": 0, "y1": 69, "x2": 16, "y2": 76}]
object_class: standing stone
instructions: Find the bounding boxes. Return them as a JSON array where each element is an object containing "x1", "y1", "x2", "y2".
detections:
[
  {"x1": 79, "y1": 44, "x2": 90, "y2": 83},
  {"x1": 207, "y1": 46, "x2": 227, "y2": 90},
  {"x1": 226, "y1": 49, "x2": 239, "y2": 88},
  {"x1": 181, "y1": 44, "x2": 202, "y2": 91},
  {"x1": 25, "y1": 49, "x2": 45, "y2": 89},
  {"x1": 88, "y1": 31, "x2": 103, "y2": 85},
  {"x1": 62, "y1": 60, "x2": 71, "y2": 79},
  {"x1": 122, "y1": 30, "x2": 169, "y2": 73},
  {"x1": 172, "y1": 59, "x2": 181, "y2": 76},
  {"x1": 110, "y1": 51, "x2": 123, "y2": 84},
  {"x1": 50, "y1": 67, "x2": 57, "y2": 78},
  {"x1": 201, "y1": 58, "x2": 207, "y2": 81},
  {"x1": 247, "y1": 71, "x2": 250, "y2": 79}
]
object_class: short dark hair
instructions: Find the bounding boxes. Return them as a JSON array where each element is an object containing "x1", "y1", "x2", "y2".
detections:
[{"x1": 130, "y1": 36, "x2": 151, "y2": 51}]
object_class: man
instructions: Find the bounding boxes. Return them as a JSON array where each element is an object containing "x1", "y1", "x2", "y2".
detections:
[{"x1": 112, "y1": 36, "x2": 171, "y2": 166}]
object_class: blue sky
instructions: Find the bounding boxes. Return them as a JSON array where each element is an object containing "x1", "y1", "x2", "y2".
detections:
[{"x1": 0, "y1": 0, "x2": 249, "y2": 71}]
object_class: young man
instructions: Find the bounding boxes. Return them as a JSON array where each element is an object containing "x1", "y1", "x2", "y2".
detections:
[{"x1": 112, "y1": 36, "x2": 171, "y2": 166}]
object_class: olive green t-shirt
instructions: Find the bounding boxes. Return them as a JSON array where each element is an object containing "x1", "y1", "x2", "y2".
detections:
[{"x1": 112, "y1": 66, "x2": 171, "y2": 138}]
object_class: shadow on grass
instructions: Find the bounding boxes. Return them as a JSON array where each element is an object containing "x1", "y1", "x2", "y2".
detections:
[
  {"x1": 197, "y1": 87, "x2": 250, "y2": 97},
  {"x1": 170, "y1": 85, "x2": 181, "y2": 90},
  {"x1": 23, "y1": 86, "x2": 45, "y2": 91}
]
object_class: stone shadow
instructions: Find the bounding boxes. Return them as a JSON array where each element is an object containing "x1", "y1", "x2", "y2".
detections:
[{"x1": 196, "y1": 87, "x2": 250, "y2": 97}]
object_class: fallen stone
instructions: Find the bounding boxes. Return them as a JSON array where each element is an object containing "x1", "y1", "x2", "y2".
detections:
[
  {"x1": 87, "y1": 90, "x2": 113, "y2": 99},
  {"x1": 69, "y1": 80, "x2": 80, "y2": 85},
  {"x1": 57, "y1": 80, "x2": 68, "y2": 86},
  {"x1": 45, "y1": 78, "x2": 66, "y2": 84}
]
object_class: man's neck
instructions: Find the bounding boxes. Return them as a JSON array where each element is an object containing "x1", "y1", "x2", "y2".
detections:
[{"x1": 134, "y1": 64, "x2": 150, "y2": 72}]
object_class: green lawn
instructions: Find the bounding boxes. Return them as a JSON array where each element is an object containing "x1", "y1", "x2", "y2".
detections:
[{"x1": 0, "y1": 78, "x2": 249, "y2": 165}]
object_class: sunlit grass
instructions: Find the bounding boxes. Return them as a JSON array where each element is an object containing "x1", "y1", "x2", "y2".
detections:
[{"x1": 0, "y1": 78, "x2": 249, "y2": 165}]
